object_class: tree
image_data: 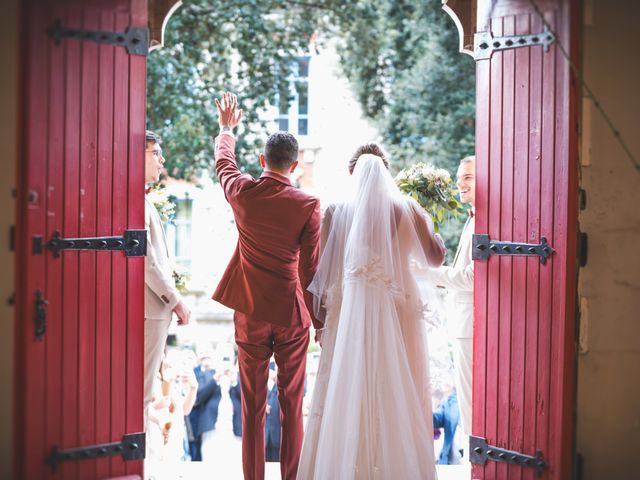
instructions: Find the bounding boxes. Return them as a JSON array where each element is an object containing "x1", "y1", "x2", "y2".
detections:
[
  {"x1": 147, "y1": 0, "x2": 320, "y2": 180},
  {"x1": 323, "y1": 0, "x2": 476, "y2": 252}
]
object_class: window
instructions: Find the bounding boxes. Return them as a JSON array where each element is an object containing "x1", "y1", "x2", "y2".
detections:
[
  {"x1": 165, "y1": 196, "x2": 193, "y2": 270},
  {"x1": 274, "y1": 56, "x2": 310, "y2": 136}
]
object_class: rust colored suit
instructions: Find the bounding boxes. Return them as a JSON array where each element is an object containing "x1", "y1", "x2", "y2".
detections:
[{"x1": 213, "y1": 133, "x2": 321, "y2": 480}]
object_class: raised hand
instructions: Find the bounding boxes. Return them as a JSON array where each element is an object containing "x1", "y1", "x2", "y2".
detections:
[{"x1": 215, "y1": 91, "x2": 244, "y2": 129}]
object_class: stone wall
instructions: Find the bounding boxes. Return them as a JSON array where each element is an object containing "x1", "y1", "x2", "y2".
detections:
[{"x1": 576, "y1": 1, "x2": 640, "y2": 478}]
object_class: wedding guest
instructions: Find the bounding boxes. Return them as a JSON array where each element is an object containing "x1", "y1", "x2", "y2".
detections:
[
  {"x1": 265, "y1": 363, "x2": 281, "y2": 462},
  {"x1": 144, "y1": 130, "x2": 191, "y2": 429},
  {"x1": 433, "y1": 386, "x2": 461, "y2": 465},
  {"x1": 429, "y1": 155, "x2": 475, "y2": 435},
  {"x1": 147, "y1": 350, "x2": 198, "y2": 461},
  {"x1": 230, "y1": 366, "x2": 243, "y2": 438},
  {"x1": 188, "y1": 347, "x2": 222, "y2": 461}
]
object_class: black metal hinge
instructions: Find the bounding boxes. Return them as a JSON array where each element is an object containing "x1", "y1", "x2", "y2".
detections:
[
  {"x1": 578, "y1": 232, "x2": 588, "y2": 267},
  {"x1": 46, "y1": 432, "x2": 145, "y2": 472},
  {"x1": 34, "y1": 289, "x2": 47, "y2": 341},
  {"x1": 9, "y1": 225, "x2": 15, "y2": 251},
  {"x1": 470, "y1": 436, "x2": 549, "y2": 477},
  {"x1": 44, "y1": 229, "x2": 147, "y2": 258},
  {"x1": 472, "y1": 234, "x2": 555, "y2": 264},
  {"x1": 474, "y1": 25, "x2": 555, "y2": 60},
  {"x1": 48, "y1": 19, "x2": 149, "y2": 56}
]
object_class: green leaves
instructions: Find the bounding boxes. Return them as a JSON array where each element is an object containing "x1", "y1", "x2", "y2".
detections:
[{"x1": 147, "y1": 0, "x2": 319, "y2": 181}]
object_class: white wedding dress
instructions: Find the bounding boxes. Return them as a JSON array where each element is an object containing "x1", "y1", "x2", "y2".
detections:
[{"x1": 297, "y1": 154, "x2": 445, "y2": 480}]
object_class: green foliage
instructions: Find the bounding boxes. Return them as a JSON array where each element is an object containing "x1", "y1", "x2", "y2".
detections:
[
  {"x1": 147, "y1": 0, "x2": 474, "y2": 256},
  {"x1": 326, "y1": 0, "x2": 476, "y2": 173},
  {"x1": 147, "y1": 0, "x2": 320, "y2": 180}
]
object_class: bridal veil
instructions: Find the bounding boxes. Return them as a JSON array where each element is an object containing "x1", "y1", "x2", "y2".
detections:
[{"x1": 298, "y1": 154, "x2": 441, "y2": 479}]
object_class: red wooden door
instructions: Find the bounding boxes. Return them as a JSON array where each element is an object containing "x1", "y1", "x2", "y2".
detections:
[
  {"x1": 15, "y1": 0, "x2": 147, "y2": 478},
  {"x1": 472, "y1": 0, "x2": 580, "y2": 479}
]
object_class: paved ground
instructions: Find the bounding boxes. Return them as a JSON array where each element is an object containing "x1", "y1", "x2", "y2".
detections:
[{"x1": 145, "y1": 380, "x2": 471, "y2": 479}]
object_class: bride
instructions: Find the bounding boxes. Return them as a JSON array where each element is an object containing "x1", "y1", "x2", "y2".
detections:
[{"x1": 297, "y1": 144, "x2": 446, "y2": 479}]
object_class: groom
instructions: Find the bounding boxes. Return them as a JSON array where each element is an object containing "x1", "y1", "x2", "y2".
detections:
[{"x1": 212, "y1": 92, "x2": 321, "y2": 480}]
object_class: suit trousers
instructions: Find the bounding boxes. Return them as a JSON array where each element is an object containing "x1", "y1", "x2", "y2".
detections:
[
  {"x1": 144, "y1": 317, "x2": 171, "y2": 428},
  {"x1": 453, "y1": 337, "x2": 473, "y2": 436},
  {"x1": 234, "y1": 311, "x2": 309, "y2": 480}
]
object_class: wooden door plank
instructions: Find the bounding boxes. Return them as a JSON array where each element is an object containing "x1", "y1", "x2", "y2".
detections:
[
  {"x1": 61, "y1": 5, "x2": 82, "y2": 478},
  {"x1": 536, "y1": 9, "x2": 557, "y2": 479},
  {"x1": 21, "y1": 2, "x2": 48, "y2": 479},
  {"x1": 522, "y1": 11, "x2": 544, "y2": 480},
  {"x1": 496, "y1": 14, "x2": 515, "y2": 480},
  {"x1": 548, "y1": 1, "x2": 579, "y2": 477},
  {"x1": 45, "y1": 2, "x2": 66, "y2": 479},
  {"x1": 77, "y1": 6, "x2": 99, "y2": 479},
  {"x1": 508, "y1": 12, "x2": 532, "y2": 480},
  {"x1": 484, "y1": 14, "x2": 504, "y2": 480},
  {"x1": 125, "y1": 2, "x2": 147, "y2": 475},
  {"x1": 95, "y1": 6, "x2": 116, "y2": 478},
  {"x1": 109, "y1": 6, "x2": 131, "y2": 476},
  {"x1": 472, "y1": 28, "x2": 491, "y2": 453}
]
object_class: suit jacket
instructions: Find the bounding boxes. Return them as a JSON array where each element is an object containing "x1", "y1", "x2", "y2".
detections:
[
  {"x1": 430, "y1": 216, "x2": 474, "y2": 338},
  {"x1": 212, "y1": 133, "x2": 322, "y2": 329},
  {"x1": 188, "y1": 367, "x2": 222, "y2": 437},
  {"x1": 144, "y1": 196, "x2": 180, "y2": 319},
  {"x1": 265, "y1": 383, "x2": 281, "y2": 447}
]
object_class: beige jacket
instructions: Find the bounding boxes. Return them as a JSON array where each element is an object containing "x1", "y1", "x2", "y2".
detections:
[
  {"x1": 145, "y1": 196, "x2": 180, "y2": 320},
  {"x1": 430, "y1": 216, "x2": 474, "y2": 338}
]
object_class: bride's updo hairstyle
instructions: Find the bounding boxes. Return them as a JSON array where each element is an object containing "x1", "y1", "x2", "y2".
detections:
[{"x1": 349, "y1": 143, "x2": 389, "y2": 174}]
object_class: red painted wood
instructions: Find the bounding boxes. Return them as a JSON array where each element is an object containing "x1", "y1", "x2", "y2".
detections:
[
  {"x1": 522, "y1": 11, "x2": 544, "y2": 480},
  {"x1": 17, "y1": 1, "x2": 147, "y2": 478},
  {"x1": 509, "y1": 12, "x2": 532, "y2": 480},
  {"x1": 472, "y1": 2, "x2": 579, "y2": 479},
  {"x1": 471, "y1": 23, "x2": 490, "y2": 480},
  {"x1": 77, "y1": 6, "x2": 100, "y2": 479},
  {"x1": 497, "y1": 13, "x2": 515, "y2": 480},
  {"x1": 45, "y1": 3, "x2": 66, "y2": 480},
  {"x1": 109, "y1": 5, "x2": 131, "y2": 476},
  {"x1": 482, "y1": 14, "x2": 504, "y2": 480},
  {"x1": 61, "y1": 6, "x2": 82, "y2": 479},
  {"x1": 125, "y1": 1, "x2": 148, "y2": 475},
  {"x1": 95, "y1": 6, "x2": 116, "y2": 478},
  {"x1": 18, "y1": 2, "x2": 47, "y2": 479}
]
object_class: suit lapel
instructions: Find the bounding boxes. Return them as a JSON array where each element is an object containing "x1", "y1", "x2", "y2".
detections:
[{"x1": 146, "y1": 196, "x2": 171, "y2": 258}]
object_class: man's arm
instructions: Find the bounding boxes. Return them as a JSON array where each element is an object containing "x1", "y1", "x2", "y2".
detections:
[
  {"x1": 145, "y1": 202, "x2": 180, "y2": 310},
  {"x1": 214, "y1": 133, "x2": 248, "y2": 201},
  {"x1": 299, "y1": 199, "x2": 322, "y2": 330},
  {"x1": 429, "y1": 262, "x2": 474, "y2": 291},
  {"x1": 214, "y1": 91, "x2": 247, "y2": 201}
]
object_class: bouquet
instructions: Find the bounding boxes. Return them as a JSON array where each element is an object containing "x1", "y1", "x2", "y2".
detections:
[
  {"x1": 146, "y1": 184, "x2": 176, "y2": 224},
  {"x1": 395, "y1": 163, "x2": 464, "y2": 232}
]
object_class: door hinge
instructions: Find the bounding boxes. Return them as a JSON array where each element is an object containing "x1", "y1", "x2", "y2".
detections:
[
  {"x1": 578, "y1": 232, "x2": 588, "y2": 267},
  {"x1": 45, "y1": 229, "x2": 147, "y2": 258},
  {"x1": 472, "y1": 234, "x2": 555, "y2": 264},
  {"x1": 9, "y1": 225, "x2": 15, "y2": 251},
  {"x1": 34, "y1": 289, "x2": 47, "y2": 341},
  {"x1": 48, "y1": 19, "x2": 149, "y2": 56},
  {"x1": 46, "y1": 432, "x2": 145, "y2": 472},
  {"x1": 470, "y1": 436, "x2": 548, "y2": 477},
  {"x1": 474, "y1": 24, "x2": 555, "y2": 60}
]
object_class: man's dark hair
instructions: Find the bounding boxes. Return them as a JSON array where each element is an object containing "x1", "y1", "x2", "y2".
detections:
[
  {"x1": 145, "y1": 130, "x2": 161, "y2": 146},
  {"x1": 264, "y1": 132, "x2": 299, "y2": 170}
]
